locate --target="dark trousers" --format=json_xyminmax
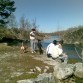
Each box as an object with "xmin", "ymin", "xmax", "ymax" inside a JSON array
[
  {"xmin": 47, "ymin": 54, "xmax": 52, "ymax": 58},
  {"xmin": 39, "ymin": 48, "xmax": 43, "ymax": 54}
]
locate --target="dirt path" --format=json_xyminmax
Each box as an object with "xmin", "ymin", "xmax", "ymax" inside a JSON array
[{"xmin": 32, "ymin": 54, "xmax": 60, "ymax": 66}]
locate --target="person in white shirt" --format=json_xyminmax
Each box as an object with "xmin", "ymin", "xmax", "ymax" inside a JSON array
[
  {"xmin": 57, "ymin": 40, "xmax": 68, "ymax": 63},
  {"xmin": 46, "ymin": 40, "xmax": 59, "ymax": 58},
  {"xmin": 46, "ymin": 40, "xmax": 68, "ymax": 63},
  {"xmin": 30, "ymin": 28, "xmax": 36, "ymax": 53}
]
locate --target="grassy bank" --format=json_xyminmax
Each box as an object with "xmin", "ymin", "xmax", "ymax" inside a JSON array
[
  {"xmin": 0, "ymin": 43, "xmax": 82, "ymax": 83},
  {"xmin": 0, "ymin": 44, "xmax": 52, "ymax": 83}
]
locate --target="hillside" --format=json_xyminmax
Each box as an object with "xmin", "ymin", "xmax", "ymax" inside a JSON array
[{"xmin": 62, "ymin": 26, "xmax": 83, "ymax": 45}]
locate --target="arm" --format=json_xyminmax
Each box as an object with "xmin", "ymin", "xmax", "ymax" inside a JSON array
[
  {"xmin": 30, "ymin": 34, "xmax": 35, "ymax": 37},
  {"xmin": 58, "ymin": 44, "xmax": 62, "ymax": 49},
  {"xmin": 30, "ymin": 32, "xmax": 35, "ymax": 37}
]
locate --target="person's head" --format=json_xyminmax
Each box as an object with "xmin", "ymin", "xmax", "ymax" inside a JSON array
[
  {"xmin": 53, "ymin": 40, "xmax": 57, "ymax": 45},
  {"xmin": 38, "ymin": 39, "xmax": 41, "ymax": 42},
  {"xmin": 58, "ymin": 40, "xmax": 63, "ymax": 45},
  {"xmin": 32, "ymin": 28, "xmax": 36, "ymax": 32}
]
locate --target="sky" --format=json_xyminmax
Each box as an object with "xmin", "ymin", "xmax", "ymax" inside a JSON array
[{"xmin": 13, "ymin": 0, "xmax": 83, "ymax": 33}]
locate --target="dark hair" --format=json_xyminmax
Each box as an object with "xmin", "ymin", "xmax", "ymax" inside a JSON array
[
  {"xmin": 32, "ymin": 28, "xmax": 35, "ymax": 31},
  {"xmin": 38, "ymin": 39, "xmax": 41, "ymax": 42},
  {"xmin": 53, "ymin": 40, "xmax": 57, "ymax": 45}
]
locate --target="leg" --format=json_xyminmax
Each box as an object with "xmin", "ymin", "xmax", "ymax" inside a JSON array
[
  {"xmin": 59, "ymin": 53, "xmax": 68, "ymax": 63},
  {"xmin": 39, "ymin": 48, "xmax": 43, "ymax": 54},
  {"xmin": 47, "ymin": 54, "xmax": 52, "ymax": 58},
  {"xmin": 62, "ymin": 53, "xmax": 68, "ymax": 64},
  {"xmin": 30, "ymin": 40, "xmax": 34, "ymax": 53},
  {"xmin": 33, "ymin": 41, "xmax": 36, "ymax": 52}
]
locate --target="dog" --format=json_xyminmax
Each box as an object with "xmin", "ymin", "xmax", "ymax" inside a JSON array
[{"xmin": 20, "ymin": 42, "xmax": 26, "ymax": 53}]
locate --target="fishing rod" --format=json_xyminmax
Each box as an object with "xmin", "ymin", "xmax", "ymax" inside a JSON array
[{"xmin": 74, "ymin": 46, "xmax": 82, "ymax": 60}]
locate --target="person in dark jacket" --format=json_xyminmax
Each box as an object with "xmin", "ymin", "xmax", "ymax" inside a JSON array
[{"xmin": 37, "ymin": 39, "xmax": 43, "ymax": 54}]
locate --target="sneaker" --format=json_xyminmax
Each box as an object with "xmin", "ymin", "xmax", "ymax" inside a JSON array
[
  {"xmin": 34, "ymin": 51, "xmax": 36, "ymax": 53},
  {"xmin": 60, "ymin": 59, "xmax": 64, "ymax": 62},
  {"xmin": 32, "ymin": 52, "xmax": 34, "ymax": 53}
]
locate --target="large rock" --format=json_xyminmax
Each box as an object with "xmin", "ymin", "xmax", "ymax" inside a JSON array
[
  {"xmin": 34, "ymin": 73, "xmax": 55, "ymax": 83},
  {"xmin": 17, "ymin": 73, "xmax": 55, "ymax": 83},
  {"xmin": 17, "ymin": 80, "xmax": 33, "ymax": 83},
  {"xmin": 74, "ymin": 62, "xmax": 83, "ymax": 78},
  {"xmin": 53, "ymin": 63, "xmax": 75, "ymax": 80}
]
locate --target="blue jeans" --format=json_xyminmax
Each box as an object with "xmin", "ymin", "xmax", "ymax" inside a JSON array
[
  {"xmin": 58, "ymin": 53, "xmax": 68, "ymax": 63},
  {"xmin": 30, "ymin": 39, "xmax": 36, "ymax": 52},
  {"xmin": 52, "ymin": 53, "xmax": 68, "ymax": 63}
]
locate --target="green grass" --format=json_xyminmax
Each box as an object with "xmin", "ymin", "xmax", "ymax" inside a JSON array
[
  {"xmin": 0, "ymin": 43, "xmax": 19, "ymax": 56},
  {"xmin": 68, "ymin": 58, "xmax": 81, "ymax": 64},
  {"xmin": 0, "ymin": 44, "xmax": 51, "ymax": 83},
  {"xmin": 9, "ymin": 73, "xmax": 38, "ymax": 83},
  {"xmin": 0, "ymin": 43, "xmax": 82, "ymax": 83}
]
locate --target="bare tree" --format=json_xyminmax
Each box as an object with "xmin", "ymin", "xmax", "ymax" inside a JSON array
[
  {"xmin": 19, "ymin": 16, "xmax": 31, "ymax": 40},
  {"xmin": 32, "ymin": 18, "xmax": 39, "ymax": 30}
]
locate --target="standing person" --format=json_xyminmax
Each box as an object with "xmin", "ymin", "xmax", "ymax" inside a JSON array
[
  {"xmin": 30, "ymin": 28, "xmax": 36, "ymax": 53},
  {"xmin": 37, "ymin": 39, "xmax": 43, "ymax": 55}
]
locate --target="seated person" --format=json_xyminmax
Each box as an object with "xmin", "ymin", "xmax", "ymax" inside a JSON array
[
  {"xmin": 46, "ymin": 40, "xmax": 59, "ymax": 58},
  {"xmin": 46, "ymin": 40, "xmax": 68, "ymax": 63},
  {"xmin": 55, "ymin": 40, "xmax": 63, "ymax": 56},
  {"xmin": 57, "ymin": 40, "xmax": 68, "ymax": 63}
]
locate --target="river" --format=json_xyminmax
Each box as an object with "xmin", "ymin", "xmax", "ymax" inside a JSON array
[{"xmin": 42, "ymin": 36, "xmax": 82, "ymax": 62}]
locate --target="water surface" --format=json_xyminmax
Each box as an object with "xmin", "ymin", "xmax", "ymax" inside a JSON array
[{"xmin": 42, "ymin": 36, "xmax": 82, "ymax": 62}]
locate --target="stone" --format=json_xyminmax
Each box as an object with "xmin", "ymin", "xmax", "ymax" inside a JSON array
[
  {"xmin": 44, "ymin": 69, "xmax": 48, "ymax": 73},
  {"xmin": 34, "ymin": 73, "xmax": 55, "ymax": 83},
  {"xmin": 17, "ymin": 73, "xmax": 55, "ymax": 83},
  {"xmin": 53, "ymin": 63, "xmax": 75, "ymax": 80},
  {"xmin": 45, "ymin": 66, "xmax": 49, "ymax": 70},
  {"xmin": 35, "ymin": 66, "xmax": 42, "ymax": 73},
  {"xmin": 74, "ymin": 62, "xmax": 83, "ymax": 78},
  {"xmin": 17, "ymin": 79, "xmax": 33, "ymax": 83}
]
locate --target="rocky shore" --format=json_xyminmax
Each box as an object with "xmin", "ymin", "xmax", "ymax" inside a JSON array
[
  {"xmin": 17, "ymin": 55, "xmax": 83, "ymax": 83},
  {"xmin": 0, "ymin": 44, "xmax": 83, "ymax": 83}
]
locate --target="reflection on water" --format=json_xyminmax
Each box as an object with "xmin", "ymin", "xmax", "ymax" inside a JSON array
[{"xmin": 42, "ymin": 36, "xmax": 82, "ymax": 62}]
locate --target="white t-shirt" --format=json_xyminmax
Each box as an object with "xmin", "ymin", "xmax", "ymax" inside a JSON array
[
  {"xmin": 30, "ymin": 31, "xmax": 35, "ymax": 40},
  {"xmin": 46, "ymin": 43, "xmax": 60, "ymax": 58},
  {"xmin": 56, "ymin": 44, "xmax": 63, "ymax": 55}
]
